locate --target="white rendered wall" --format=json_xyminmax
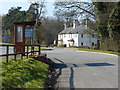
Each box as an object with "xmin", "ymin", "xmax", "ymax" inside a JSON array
[
  {"xmin": 78, "ymin": 33, "xmax": 98, "ymax": 47},
  {"xmin": 58, "ymin": 34, "xmax": 63, "ymax": 46},
  {"xmin": 63, "ymin": 34, "xmax": 69, "ymax": 47},
  {"xmin": 58, "ymin": 34, "xmax": 78, "ymax": 47},
  {"xmin": 78, "ymin": 34, "xmax": 87, "ymax": 46},
  {"xmin": 58, "ymin": 33, "xmax": 98, "ymax": 47},
  {"xmin": 90, "ymin": 34, "xmax": 98, "ymax": 46},
  {"xmin": 58, "ymin": 34, "xmax": 63, "ymax": 40},
  {"xmin": 72, "ymin": 34, "xmax": 78, "ymax": 47}
]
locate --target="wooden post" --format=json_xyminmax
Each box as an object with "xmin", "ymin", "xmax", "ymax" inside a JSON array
[
  {"xmin": 38, "ymin": 45, "xmax": 40, "ymax": 55},
  {"xmin": 21, "ymin": 45, "xmax": 23, "ymax": 60},
  {"xmin": 45, "ymin": 53, "xmax": 47, "ymax": 60},
  {"xmin": 21, "ymin": 53, "xmax": 23, "ymax": 60},
  {"xmin": 6, "ymin": 46, "xmax": 9, "ymax": 63},
  {"xmin": 33, "ymin": 46, "xmax": 34, "ymax": 55},
  {"xmin": 31, "ymin": 46, "xmax": 32, "ymax": 55},
  {"xmin": 14, "ymin": 45, "xmax": 16, "ymax": 61},
  {"xmin": 27, "ymin": 45, "xmax": 29, "ymax": 58}
]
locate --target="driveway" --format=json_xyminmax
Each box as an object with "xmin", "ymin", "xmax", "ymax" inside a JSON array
[{"xmin": 42, "ymin": 48, "xmax": 118, "ymax": 88}]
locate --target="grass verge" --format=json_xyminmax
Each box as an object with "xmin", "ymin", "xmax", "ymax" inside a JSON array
[
  {"xmin": 57, "ymin": 47, "xmax": 119, "ymax": 55},
  {"xmin": 41, "ymin": 48, "xmax": 53, "ymax": 50},
  {"xmin": 1, "ymin": 58, "xmax": 49, "ymax": 88},
  {"xmin": 25, "ymin": 47, "xmax": 53, "ymax": 51},
  {"xmin": 78, "ymin": 48, "xmax": 119, "ymax": 55},
  {"xmin": 0, "ymin": 43, "xmax": 14, "ymax": 45}
]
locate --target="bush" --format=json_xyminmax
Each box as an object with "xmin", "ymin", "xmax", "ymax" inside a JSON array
[
  {"xmin": 78, "ymin": 46, "xmax": 90, "ymax": 49},
  {"xmin": 50, "ymin": 44, "xmax": 57, "ymax": 47},
  {"xmin": 100, "ymin": 38, "xmax": 119, "ymax": 52}
]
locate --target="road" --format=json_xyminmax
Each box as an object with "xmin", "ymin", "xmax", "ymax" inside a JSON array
[
  {"xmin": 0, "ymin": 46, "xmax": 14, "ymax": 55},
  {"xmin": 0, "ymin": 46, "xmax": 52, "ymax": 60},
  {"xmin": 42, "ymin": 48, "xmax": 118, "ymax": 88},
  {"xmin": 0, "ymin": 46, "xmax": 14, "ymax": 60},
  {"xmin": 0, "ymin": 46, "xmax": 52, "ymax": 55}
]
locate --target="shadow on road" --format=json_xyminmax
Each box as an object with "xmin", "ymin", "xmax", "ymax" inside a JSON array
[
  {"xmin": 84, "ymin": 63, "xmax": 115, "ymax": 67},
  {"xmin": 47, "ymin": 58, "xmax": 75, "ymax": 89},
  {"xmin": 54, "ymin": 58, "xmax": 75, "ymax": 90},
  {"xmin": 54, "ymin": 58, "xmax": 64, "ymax": 64},
  {"xmin": 44, "ymin": 58, "xmax": 115, "ymax": 89},
  {"xmin": 70, "ymin": 67, "xmax": 74, "ymax": 89}
]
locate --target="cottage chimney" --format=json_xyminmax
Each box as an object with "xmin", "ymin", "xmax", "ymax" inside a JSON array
[
  {"xmin": 64, "ymin": 19, "xmax": 70, "ymax": 29},
  {"xmin": 82, "ymin": 18, "xmax": 89, "ymax": 27},
  {"xmin": 64, "ymin": 23, "xmax": 66, "ymax": 29},
  {"xmin": 73, "ymin": 19, "xmax": 79, "ymax": 28},
  {"xmin": 85, "ymin": 18, "xmax": 88, "ymax": 27}
]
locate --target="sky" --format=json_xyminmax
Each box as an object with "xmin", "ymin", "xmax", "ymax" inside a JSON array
[
  {"xmin": 0, "ymin": 0, "xmax": 118, "ymax": 16},
  {"xmin": 0, "ymin": 0, "xmax": 93, "ymax": 16},
  {"xmin": 0, "ymin": 1, "xmax": 55, "ymax": 17}
]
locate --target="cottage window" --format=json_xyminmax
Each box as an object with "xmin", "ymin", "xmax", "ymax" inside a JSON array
[
  {"xmin": 81, "ymin": 42, "xmax": 83, "ymax": 46},
  {"xmin": 75, "ymin": 34, "xmax": 77, "ymax": 37},
  {"xmin": 81, "ymin": 34, "xmax": 83, "ymax": 38},
  {"xmin": 64, "ymin": 34, "xmax": 66, "ymax": 37},
  {"xmin": 92, "ymin": 42, "xmax": 94, "ymax": 46}
]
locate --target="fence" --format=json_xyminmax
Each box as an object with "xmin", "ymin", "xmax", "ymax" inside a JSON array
[{"xmin": 0, "ymin": 44, "xmax": 41, "ymax": 63}]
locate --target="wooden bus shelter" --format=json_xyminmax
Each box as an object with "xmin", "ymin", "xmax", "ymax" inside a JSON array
[{"xmin": 14, "ymin": 21, "xmax": 36, "ymax": 53}]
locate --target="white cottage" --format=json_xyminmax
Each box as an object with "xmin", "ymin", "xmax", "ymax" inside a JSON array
[{"xmin": 58, "ymin": 19, "xmax": 99, "ymax": 48}]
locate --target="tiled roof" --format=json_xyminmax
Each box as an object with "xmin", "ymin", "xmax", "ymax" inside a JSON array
[
  {"xmin": 59, "ymin": 27, "xmax": 73, "ymax": 34},
  {"xmin": 59, "ymin": 25, "xmax": 94, "ymax": 34}
]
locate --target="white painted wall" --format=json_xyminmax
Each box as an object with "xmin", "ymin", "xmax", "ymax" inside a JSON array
[
  {"xmin": 58, "ymin": 34, "xmax": 78, "ymax": 47},
  {"xmin": 78, "ymin": 33, "xmax": 98, "ymax": 47},
  {"xmin": 90, "ymin": 34, "xmax": 98, "ymax": 47},
  {"xmin": 58, "ymin": 34, "xmax": 62, "ymax": 40},
  {"xmin": 72, "ymin": 34, "xmax": 78, "ymax": 47},
  {"xmin": 78, "ymin": 34, "xmax": 87, "ymax": 46},
  {"xmin": 58, "ymin": 33, "xmax": 98, "ymax": 47}
]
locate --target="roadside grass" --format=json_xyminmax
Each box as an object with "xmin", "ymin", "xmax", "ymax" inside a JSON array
[
  {"xmin": 56, "ymin": 46, "xmax": 76, "ymax": 49},
  {"xmin": 0, "ymin": 43, "xmax": 14, "ymax": 45},
  {"xmin": 25, "ymin": 47, "xmax": 53, "ymax": 50},
  {"xmin": 57, "ymin": 46, "xmax": 119, "ymax": 55},
  {"xmin": 78, "ymin": 48, "xmax": 119, "ymax": 55},
  {"xmin": 1, "ymin": 58, "xmax": 49, "ymax": 88},
  {"xmin": 41, "ymin": 48, "xmax": 53, "ymax": 50}
]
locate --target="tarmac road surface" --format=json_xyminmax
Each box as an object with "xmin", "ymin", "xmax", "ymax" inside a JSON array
[{"xmin": 42, "ymin": 48, "xmax": 118, "ymax": 88}]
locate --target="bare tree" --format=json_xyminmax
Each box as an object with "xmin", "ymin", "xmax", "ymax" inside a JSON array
[
  {"xmin": 28, "ymin": 0, "xmax": 46, "ymax": 44},
  {"xmin": 54, "ymin": 2, "xmax": 96, "ymax": 21},
  {"xmin": 28, "ymin": 0, "xmax": 46, "ymax": 26}
]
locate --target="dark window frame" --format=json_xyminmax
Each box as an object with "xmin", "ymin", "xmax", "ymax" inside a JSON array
[
  {"xmin": 81, "ymin": 34, "xmax": 83, "ymax": 38},
  {"xmin": 92, "ymin": 34, "xmax": 94, "ymax": 38},
  {"xmin": 81, "ymin": 42, "xmax": 83, "ymax": 46},
  {"xmin": 92, "ymin": 42, "xmax": 94, "ymax": 46}
]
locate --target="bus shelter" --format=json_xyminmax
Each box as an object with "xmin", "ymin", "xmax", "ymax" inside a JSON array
[{"xmin": 14, "ymin": 21, "xmax": 35, "ymax": 53}]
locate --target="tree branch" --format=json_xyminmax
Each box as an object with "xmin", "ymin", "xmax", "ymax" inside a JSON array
[{"xmin": 66, "ymin": 5, "xmax": 95, "ymax": 17}]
